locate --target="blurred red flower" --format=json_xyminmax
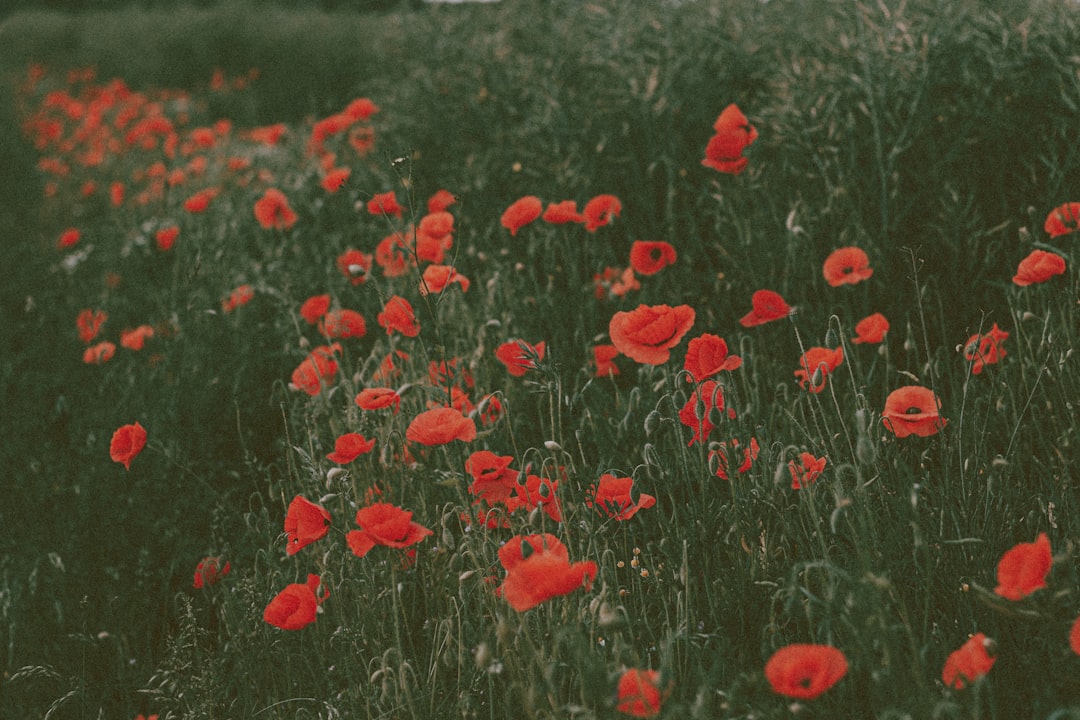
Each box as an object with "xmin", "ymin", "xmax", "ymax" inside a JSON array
[
  {"xmin": 222, "ymin": 285, "xmax": 254, "ymax": 313},
  {"xmin": 683, "ymin": 333, "xmax": 741, "ymax": 382},
  {"xmin": 110, "ymin": 422, "xmax": 147, "ymax": 470},
  {"xmin": 318, "ymin": 308, "xmax": 367, "ymax": 339},
  {"xmin": 788, "ymin": 452, "xmax": 827, "ymax": 489},
  {"xmin": 701, "ymin": 103, "xmax": 757, "ymax": 175},
  {"xmin": 583, "ymin": 194, "xmax": 622, "ymax": 231},
  {"xmin": 852, "ymin": 312, "xmax": 889, "ymax": 344},
  {"xmin": 942, "ymin": 633, "xmax": 996, "ymax": 689},
  {"xmin": 83, "ymin": 341, "xmax": 116, "ymax": 365},
  {"xmin": 326, "ymin": 432, "xmax": 376, "ymax": 464},
  {"xmin": 542, "ymin": 200, "xmax": 585, "ymax": 224},
  {"xmin": 406, "ymin": 407, "xmax": 476, "ymax": 445},
  {"xmin": 1070, "ymin": 615, "xmax": 1080, "ymax": 656},
  {"xmin": 506, "ymin": 472, "xmax": 563, "ymax": 522},
  {"xmin": 367, "ymin": 191, "xmax": 403, "ymax": 218},
  {"xmin": 344, "ymin": 97, "xmax": 379, "ymax": 121},
  {"xmin": 592, "ymin": 344, "xmax": 620, "ymax": 377},
  {"xmin": 593, "ymin": 266, "xmax": 640, "ymax": 300},
  {"xmin": 254, "ymin": 188, "xmax": 297, "ymax": 230},
  {"xmin": 497, "ymin": 534, "xmax": 597, "ymax": 611},
  {"xmin": 336, "ymin": 249, "xmax": 373, "ymax": 286},
  {"xmin": 1013, "ymin": 249, "xmax": 1066, "ymax": 286},
  {"xmin": 501, "ymin": 196, "xmax": 543, "ymax": 235},
  {"xmin": 1044, "ymin": 201, "xmax": 1080, "ymax": 238},
  {"xmin": 120, "ymin": 325, "xmax": 154, "ymax": 351},
  {"xmin": 284, "ymin": 496, "xmax": 331, "ymax": 556},
  {"xmin": 739, "ymin": 290, "xmax": 790, "ymax": 327},
  {"xmin": 58, "ymin": 227, "xmax": 81, "ymax": 249},
  {"xmin": 495, "ymin": 339, "xmax": 546, "ymax": 376},
  {"xmin": 962, "ymin": 323, "xmax": 1008, "ymax": 375},
  {"xmin": 263, "ymin": 574, "xmax": 327, "ymax": 630},
  {"xmin": 629, "ymin": 240, "xmax": 677, "ymax": 275},
  {"xmin": 346, "ymin": 503, "xmax": 432, "ymax": 558},
  {"xmin": 609, "ymin": 304, "xmax": 695, "ymax": 365},
  {"xmin": 881, "ymin": 385, "xmax": 946, "ymax": 438},
  {"xmin": 299, "ymin": 294, "xmax": 331, "ymax": 325},
  {"xmin": 587, "ymin": 474, "xmax": 655, "ymax": 520},
  {"xmin": 183, "ymin": 187, "xmax": 218, "ymax": 213},
  {"xmin": 321, "ymin": 167, "xmax": 350, "ymax": 193},
  {"xmin": 154, "ymin": 226, "xmax": 179, "ymax": 252},
  {"xmin": 465, "ymin": 450, "xmax": 519, "ymax": 506},
  {"xmin": 678, "ymin": 380, "xmax": 732, "ymax": 446},
  {"xmin": 994, "ymin": 532, "xmax": 1051, "ymax": 601},
  {"xmin": 377, "ymin": 295, "xmax": 420, "ymax": 337},
  {"xmin": 76, "ymin": 308, "xmax": 107, "ymax": 343},
  {"xmin": 794, "ymin": 346, "xmax": 844, "ymax": 393},
  {"xmin": 290, "ymin": 344, "xmax": 340, "ymax": 396},
  {"xmin": 616, "ymin": 668, "xmax": 668, "ymax": 718},
  {"xmin": 822, "ymin": 246, "xmax": 873, "ymax": 286},
  {"xmin": 427, "ymin": 189, "xmax": 457, "ymax": 213},
  {"xmin": 710, "ymin": 436, "xmax": 760, "ymax": 480},
  {"xmin": 420, "ymin": 264, "xmax": 470, "ymax": 295},
  {"xmin": 355, "ymin": 387, "xmax": 401, "ymax": 414},
  {"xmin": 765, "ymin": 644, "xmax": 848, "ymax": 699},
  {"xmin": 192, "ymin": 556, "xmax": 230, "ymax": 589}
]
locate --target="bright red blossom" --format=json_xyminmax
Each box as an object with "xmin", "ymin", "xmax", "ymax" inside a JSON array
[
  {"xmin": 788, "ymin": 452, "xmax": 827, "ymax": 489},
  {"xmin": 678, "ymin": 380, "xmax": 733, "ymax": 446},
  {"xmin": 290, "ymin": 344, "xmax": 340, "ymax": 395},
  {"xmin": 336, "ymin": 249, "xmax": 373, "ymax": 285},
  {"xmin": 326, "ymin": 432, "xmax": 376, "ymax": 464},
  {"xmin": 765, "ymin": 644, "xmax": 848, "ymax": 700},
  {"xmin": 501, "ymin": 196, "xmax": 543, "ymax": 235},
  {"xmin": 120, "ymin": 325, "xmax": 154, "ymax": 351},
  {"xmin": 497, "ymin": 534, "xmax": 597, "ymax": 611},
  {"xmin": 110, "ymin": 422, "xmax": 147, "ymax": 470},
  {"xmin": 609, "ymin": 304, "xmax": 695, "ymax": 365},
  {"xmin": 495, "ymin": 339, "xmax": 546, "ymax": 376},
  {"xmin": 420, "ymin": 264, "xmax": 470, "ymax": 295},
  {"xmin": 739, "ymin": 290, "xmax": 790, "ymax": 327},
  {"xmin": 629, "ymin": 240, "xmax": 676, "ymax": 275},
  {"xmin": 942, "ymin": 633, "xmax": 996, "ymax": 689},
  {"xmin": 355, "ymin": 387, "xmax": 401, "ymax": 413},
  {"xmin": 592, "ymin": 344, "xmax": 620, "ymax": 377},
  {"xmin": 616, "ymin": 668, "xmax": 669, "ymax": 718},
  {"xmin": 683, "ymin": 333, "xmax": 742, "ymax": 382},
  {"xmin": 406, "ymin": 407, "xmax": 476, "ymax": 446},
  {"xmin": 83, "ymin": 341, "xmax": 116, "ymax": 364},
  {"xmin": 155, "ymin": 226, "xmax": 178, "ymax": 251},
  {"xmin": 377, "ymin": 295, "xmax": 420, "ymax": 337},
  {"xmin": 794, "ymin": 346, "xmax": 844, "ymax": 393},
  {"xmin": 587, "ymin": 474, "xmax": 656, "ymax": 521},
  {"xmin": 77, "ymin": 308, "xmax": 107, "ymax": 343},
  {"xmin": 822, "ymin": 246, "xmax": 873, "ymax": 286},
  {"xmin": 465, "ymin": 450, "xmax": 519, "ymax": 506},
  {"xmin": 222, "ymin": 285, "xmax": 254, "ymax": 313},
  {"xmin": 284, "ymin": 496, "xmax": 331, "ymax": 556},
  {"xmin": 963, "ymin": 323, "xmax": 1008, "ymax": 375},
  {"xmin": 1044, "ymin": 201, "xmax": 1080, "ymax": 238},
  {"xmin": 1013, "ymin": 250, "xmax": 1066, "ymax": 286},
  {"xmin": 367, "ymin": 191, "xmax": 403, "ymax": 217},
  {"xmin": 702, "ymin": 103, "xmax": 758, "ymax": 175},
  {"xmin": 346, "ymin": 503, "xmax": 432, "ymax": 558},
  {"xmin": 994, "ymin": 533, "xmax": 1052, "ymax": 601},
  {"xmin": 318, "ymin": 309, "xmax": 367, "ymax": 339},
  {"xmin": 299, "ymin": 294, "xmax": 331, "ymax": 324},
  {"xmin": 710, "ymin": 436, "xmax": 760, "ymax": 480},
  {"xmin": 542, "ymin": 200, "xmax": 585, "ymax": 224},
  {"xmin": 583, "ymin": 194, "xmax": 622, "ymax": 231},
  {"xmin": 58, "ymin": 227, "xmax": 81, "ymax": 249},
  {"xmin": 254, "ymin": 188, "xmax": 297, "ymax": 230},
  {"xmin": 263, "ymin": 574, "xmax": 327, "ymax": 631},
  {"xmin": 427, "ymin": 189, "xmax": 456, "ymax": 213},
  {"xmin": 881, "ymin": 385, "xmax": 946, "ymax": 438},
  {"xmin": 852, "ymin": 312, "xmax": 889, "ymax": 344},
  {"xmin": 192, "ymin": 556, "xmax": 230, "ymax": 589}
]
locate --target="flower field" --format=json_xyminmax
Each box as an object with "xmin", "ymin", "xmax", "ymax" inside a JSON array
[{"xmin": 1, "ymin": 1, "xmax": 1078, "ymax": 718}]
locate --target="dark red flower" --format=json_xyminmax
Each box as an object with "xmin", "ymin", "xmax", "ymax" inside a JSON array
[
  {"xmin": 739, "ymin": 290, "xmax": 790, "ymax": 327},
  {"xmin": 110, "ymin": 422, "xmax": 147, "ymax": 470},
  {"xmin": 994, "ymin": 533, "xmax": 1051, "ymax": 601},
  {"xmin": 881, "ymin": 385, "xmax": 946, "ymax": 438},
  {"xmin": 592, "ymin": 344, "xmax": 620, "ymax": 377},
  {"xmin": 221, "ymin": 284, "xmax": 254, "ymax": 313},
  {"xmin": 155, "ymin": 226, "xmax": 178, "ymax": 251},
  {"xmin": 406, "ymin": 407, "xmax": 476, "ymax": 445},
  {"xmin": 822, "ymin": 246, "xmax": 873, "ymax": 286},
  {"xmin": 263, "ymin": 574, "xmax": 327, "ymax": 631},
  {"xmin": 583, "ymin": 194, "xmax": 622, "ymax": 232},
  {"xmin": 58, "ymin": 227, "xmax": 81, "ymax": 249},
  {"xmin": 77, "ymin": 308, "xmax": 107, "ymax": 343},
  {"xmin": 377, "ymin": 295, "xmax": 420, "ymax": 337},
  {"xmin": 1013, "ymin": 249, "xmax": 1066, "ymax": 286},
  {"xmin": 326, "ymin": 432, "xmax": 376, "ymax": 464},
  {"xmin": 367, "ymin": 191, "xmax": 403, "ymax": 218},
  {"xmin": 495, "ymin": 339, "xmax": 546, "ymax": 376},
  {"xmin": 497, "ymin": 534, "xmax": 597, "ymax": 611},
  {"xmin": 629, "ymin": 240, "xmax": 676, "ymax": 275},
  {"xmin": 710, "ymin": 437, "xmax": 760, "ymax": 480},
  {"xmin": 587, "ymin": 474, "xmax": 656, "ymax": 520},
  {"xmin": 765, "ymin": 644, "xmax": 848, "ymax": 699},
  {"xmin": 1070, "ymin": 615, "xmax": 1080, "ymax": 656},
  {"xmin": 701, "ymin": 103, "xmax": 757, "ymax": 175},
  {"xmin": 794, "ymin": 346, "xmax": 844, "ymax": 393},
  {"xmin": 120, "ymin": 325, "xmax": 154, "ymax": 351},
  {"xmin": 254, "ymin": 188, "xmax": 297, "ymax": 230},
  {"xmin": 299, "ymin": 294, "xmax": 331, "ymax": 324},
  {"xmin": 683, "ymin": 333, "xmax": 741, "ymax": 382},
  {"xmin": 83, "ymin": 341, "xmax": 116, "ymax": 365},
  {"xmin": 290, "ymin": 344, "xmax": 340, "ymax": 396},
  {"xmin": 1044, "ymin": 201, "xmax": 1080, "ymax": 238},
  {"xmin": 542, "ymin": 200, "xmax": 585, "ymax": 224},
  {"xmin": 616, "ymin": 668, "xmax": 669, "ymax": 718},
  {"xmin": 788, "ymin": 452, "xmax": 827, "ymax": 489},
  {"xmin": 192, "ymin": 556, "xmax": 230, "ymax": 589},
  {"xmin": 852, "ymin": 313, "xmax": 889, "ymax": 344},
  {"xmin": 284, "ymin": 495, "xmax": 331, "ymax": 555},
  {"xmin": 501, "ymin": 196, "xmax": 543, "ymax": 235},
  {"xmin": 609, "ymin": 304, "xmax": 695, "ymax": 365},
  {"xmin": 962, "ymin": 323, "xmax": 1008, "ymax": 375},
  {"xmin": 355, "ymin": 387, "xmax": 401, "ymax": 414},
  {"xmin": 346, "ymin": 503, "xmax": 432, "ymax": 558},
  {"xmin": 942, "ymin": 633, "xmax": 996, "ymax": 689},
  {"xmin": 465, "ymin": 450, "xmax": 519, "ymax": 506},
  {"xmin": 336, "ymin": 249, "xmax": 373, "ymax": 286}
]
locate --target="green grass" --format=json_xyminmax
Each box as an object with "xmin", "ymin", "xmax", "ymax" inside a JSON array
[{"xmin": 1, "ymin": 0, "xmax": 1079, "ymax": 718}]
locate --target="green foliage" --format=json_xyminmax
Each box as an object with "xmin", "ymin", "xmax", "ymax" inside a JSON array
[{"xmin": 1, "ymin": 0, "xmax": 1079, "ymax": 718}]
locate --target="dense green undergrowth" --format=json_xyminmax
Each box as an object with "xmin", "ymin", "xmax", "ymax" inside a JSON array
[{"xmin": 1, "ymin": 1, "xmax": 1078, "ymax": 718}]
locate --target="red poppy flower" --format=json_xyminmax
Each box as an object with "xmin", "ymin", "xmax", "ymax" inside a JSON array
[
  {"xmin": 788, "ymin": 452, "xmax": 827, "ymax": 489},
  {"xmin": 318, "ymin": 309, "xmax": 367, "ymax": 339},
  {"xmin": 587, "ymin": 474, "xmax": 656, "ymax": 520},
  {"xmin": 506, "ymin": 472, "xmax": 562, "ymax": 522},
  {"xmin": 497, "ymin": 534, "xmax": 597, "ymax": 611},
  {"xmin": 346, "ymin": 502, "xmax": 433, "ymax": 558},
  {"xmin": 155, "ymin": 226, "xmax": 178, "ymax": 251},
  {"xmin": 406, "ymin": 407, "xmax": 476, "ymax": 446},
  {"xmin": 326, "ymin": 432, "xmax": 376, "ymax": 464},
  {"xmin": 418, "ymin": 210, "xmax": 454, "ymax": 240},
  {"xmin": 290, "ymin": 344, "xmax": 340, "ymax": 396},
  {"xmin": 222, "ymin": 285, "xmax": 254, "ymax": 313},
  {"xmin": 284, "ymin": 495, "xmax": 331, "ymax": 555},
  {"xmin": 764, "ymin": 644, "xmax": 848, "ymax": 699},
  {"xmin": 83, "ymin": 341, "xmax": 116, "ymax": 365},
  {"xmin": 367, "ymin": 190, "xmax": 403, "ymax": 218},
  {"xmin": 1012, "ymin": 249, "xmax": 1066, "ymax": 286},
  {"xmin": 120, "ymin": 325, "xmax": 154, "ymax": 351},
  {"xmin": 678, "ymin": 381, "xmax": 733, "ymax": 446},
  {"xmin": 321, "ymin": 167, "xmax": 350, "ymax": 193},
  {"xmin": 962, "ymin": 323, "xmax": 1008, "ymax": 375},
  {"xmin": 420, "ymin": 264, "xmax": 470, "ymax": 295},
  {"xmin": 701, "ymin": 103, "xmax": 757, "ymax": 175},
  {"xmin": 542, "ymin": 200, "xmax": 585, "ymax": 224},
  {"xmin": 629, "ymin": 240, "xmax": 677, "ymax": 275},
  {"xmin": 609, "ymin": 304, "xmax": 696, "ymax": 365},
  {"xmin": 616, "ymin": 668, "xmax": 669, "ymax": 718},
  {"xmin": 77, "ymin": 308, "xmax": 107, "ymax": 343},
  {"xmin": 344, "ymin": 96, "xmax": 379, "ymax": 120},
  {"xmin": 465, "ymin": 450, "xmax": 519, "ymax": 506},
  {"xmin": 377, "ymin": 295, "xmax": 420, "ymax": 337},
  {"xmin": 58, "ymin": 227, "xmax": 80, "ymax": 249},
  {"xmin": 794, "ymin": 346, "xmax": 844, "ymax": 393},
  {"xmin": 299, "ymin": 294, "xmax": 331, "ymax": 324},
  {"xmin": 375, "ymin": 232, "xmax": 411, "ymax": 277},
  {"xmin": 683, "ymin": 334, "xmax": 742, "ymax": 382},
  {"xmin": 942, "ymin": 633, "xmax": 996, "ymax": 689},
  {"xmin": 594, "ymin": 266, "xmax": 640, "ymax": 299},
  {"xmin": 592, "ymin": 344, "xmax": 620, "ymax": 377},
  {"xmin": 710, "ymin": 436, "xmax": 760, "ymax": 480},
  {"xmin": 1070, "ymin": 615, "xmax": 1080, "ymax": 656},
  {"xmin": 822, "ymin": 246, "xmax": 873, "ymax": 287},
  {"xmin": 110, "ymin": 422, "xmax": 147, "ymax": 470},
  {"xmin": 183, "ymin": 187, "xmax": 218, "ymax": 213},
  {"xmin": 336, "ymin": 249, "xmax": 373, "ymax": 285},
  {"xmin": 852, "ymin": 312, "xmax": 889, "ymax": 344},
  {"xmin": 583, "ymin": 194, "xmax": 622, "ymax": 232},
  {"xmin": 263, "ymin": 574, "xmax": 327, "ymax": 630},
  {"xmin": 427, "ymin": 189, "xmax": 457, "ymax": 213},
  {"xmin": 348, "ymin": 125, "xmax": 376, "ymax": 155},
  {"xmin": 501, "ymin": 196, "xmax": 542, "ymax": 235},
  {"xmin": 1044, "ymin": 201, "xmax": 1080, "ymax": 238},
  {"xmin": 495, "ymin": 339, "xmax": 546, "ymax": 376},
  {"xmin": 739, "ymin": 290, "xmax": 790, "ymax": 327},
  {"xmin": 429, "ymin": 357, "xmax": 474, "ymax": 389},
  {"xmin": 881, "ymin": 385, "xmax": 946, "ymax": 438},
  {"xmin": 192, "ymin": 556, "xmax": 230, "ymax": 589},
  {"xmin": 478, "ymin": 393, "xmax": 503, "ymax": 425},
  {"xmin": 254, "ymin": 188, "xmax": 297, "ymax": 230},
  {"xmin": 994, "ymin": 532, "xmax": 1051, "ymax": 601},
  {"xmin": 355, "ymin": 387, "xmax": 401, "ymax": 414}
]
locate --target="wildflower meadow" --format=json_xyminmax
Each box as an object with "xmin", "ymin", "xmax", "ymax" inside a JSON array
[{"xmin": 1, "ymin": 0, "xmax": 1079, "ymax": 718}]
